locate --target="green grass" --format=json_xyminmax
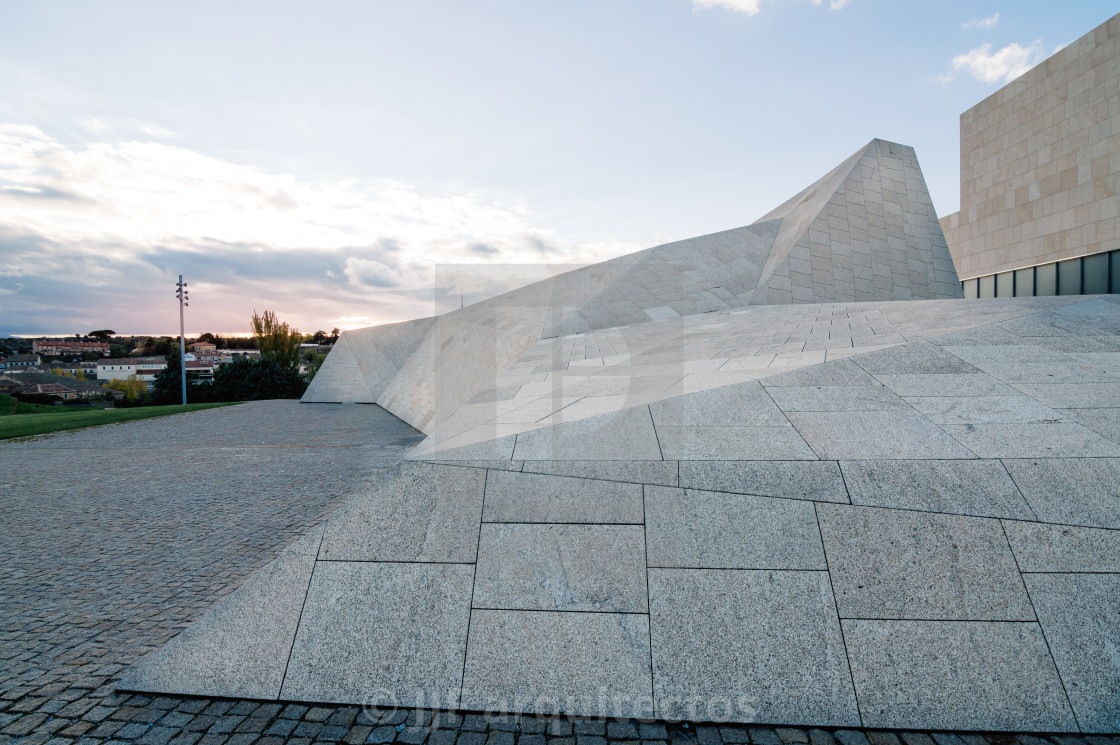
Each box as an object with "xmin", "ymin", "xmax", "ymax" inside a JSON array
[
  {"xmin": 0, "ymin": 393, "xmax": 69, "ymax": 415},
  {"xmin": 0, "ymin": 401, "xmax": 239, "ymax": 439}
]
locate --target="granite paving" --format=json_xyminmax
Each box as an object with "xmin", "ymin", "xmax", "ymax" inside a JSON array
[{"xmin": 9, "ymin": 299, "xmax": 1120, "ymax": 739}]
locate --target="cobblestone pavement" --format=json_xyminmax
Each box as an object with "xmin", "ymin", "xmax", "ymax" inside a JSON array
[{"xmin": 1, "ymin": 401, "xmax": 1115, "ymax": 745}]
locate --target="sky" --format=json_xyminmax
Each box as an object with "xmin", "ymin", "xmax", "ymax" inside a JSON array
[{"xmin": 0, "ymin": 1, "xmax": 1116, "ymax": 337}]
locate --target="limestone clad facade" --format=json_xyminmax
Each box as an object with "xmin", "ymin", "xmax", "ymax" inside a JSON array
[{"xmin": 941, "ymin": 12, "xmax": 1120, "ymax": 296}]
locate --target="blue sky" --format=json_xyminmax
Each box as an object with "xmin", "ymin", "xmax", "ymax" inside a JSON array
[{"xmin": 0, "ymin": 0, "xmax": 1115, "ymax": 336}]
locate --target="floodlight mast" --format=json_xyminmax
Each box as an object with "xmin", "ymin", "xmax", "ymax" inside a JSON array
[{"xmin": 176, "ymin": 275, "xmax": 189, "ymax": 406}]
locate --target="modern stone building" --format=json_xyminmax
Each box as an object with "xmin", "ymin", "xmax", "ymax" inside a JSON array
[
  {"xmin": 116, "ymin": 21, "xmax": 1120, "ymax": 732},
  {"xmin": 941, "ymin": 12, "xmax": 1120, "ymax": 298}
]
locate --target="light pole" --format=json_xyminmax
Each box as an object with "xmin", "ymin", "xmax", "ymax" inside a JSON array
[{"xmin": 175, "ymin": 275, "xmax": 189, "ymax": 406}]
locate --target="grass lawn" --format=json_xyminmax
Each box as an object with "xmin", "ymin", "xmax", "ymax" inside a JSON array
[
  {"xmin": 0, "ymin": 393, "xmax": 67, "ymax": 415},
  {"xmin": 0, "ymin": 401, "xmax": 240, "ymax": 439}
]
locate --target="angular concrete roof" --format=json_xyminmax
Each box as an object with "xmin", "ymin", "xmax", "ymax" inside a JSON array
[{"xmin": 122, "ymin": 295, "xmax": 1120, "ymax": 732}]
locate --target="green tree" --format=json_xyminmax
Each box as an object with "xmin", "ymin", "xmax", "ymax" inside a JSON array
[
  {"xmin": 211, "ymin": 356, "xmax": 306, "ymax": 401},
  {"xmin": 104, "ymin": 375, "xmax": 148, "ymax": 405},
  {"xmin": 151, "ymin": 353, "xmax": 214, "ymax": 404},
  {"xmin": 88, "ymin": 329, "xmax": 115, "ymax": 340},
  {"xmin": 222, "ymin": 336, "xmax": 257, "ymax": 350},
  {"xmin": 83, "ymin": 351, "xmax": 100, "ymax": 361},
  {"xmin": 329, "ymin": 327, "xmax": 340, "ymax": 344},
  {"xmin": 143, "ymin": 336, "xmax": 174, "ymax": 356},
  {"xmin": 150, "ymin": 348, "xmax": 182, "ymax": 404},
  {"xmin": 250, "ymin": 309, "xmax": 302, "ymax": 373},
  {"xmin": 196, "ymin": 332, "xmax": 224, "ymax": 348},
  {"xmin": 311, "ymin": 329, "xmax": 328, "ymax": 344},
  {"xmin": 303, "ymin": 350, "xmax": 326, "ymax": 382}
]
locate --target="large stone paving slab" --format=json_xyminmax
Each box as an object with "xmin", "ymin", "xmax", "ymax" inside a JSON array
[
  {"xmin": 1058, "ymin": 406, "xmax": 1120, "ymax": 442},
  {"xmin": 817, "ymin": 505, "xmax": 1033, "ymax": 620},
  {"xmin": 511, "ymin": 406, "xmax": 663, "ymax": 460},
  {"xmin": 654, "ymin": 424, "xmax": 817, "ymax": 460},
  {"xmin": 644, "ymin": 486, "xmax": 824, "ymax": 569},
  {"xmin": 941, "ymin": 421, "xmax": 1120, "ymax": 459},
  {"xmin": 766, "ymin": 385, "xmax": 909, "ymax": 412},
  {"xmin": 759, "ymin": 358, "xmax": 880, "ymax": 388},
  {"xmin": 1022, "ymin": 573, "xmax": 1120, "ymax": 733},
  {"xmin": 839, "ymin": 459, "xmax": 1033, "ymax": 519},
  {"xmin": 280, "ymin": 561, "xmax": 474, "ymax": 708},
  {"xmin": 318, "ymin": 462, "xmax": 486, "ymax": 562},
  {"xmin": 873, "ymin": 372, "xmax": 1021, "ymax": 397},
  {"xmin": 854, "ymin": 340, "xmax": 982, "ymax": 374},
  {"xmin": 520, "ymin": 459, "xmax": 679, "ymax": 485},
  {"xmin": 1016, "ymin": 382, "xmax": 1120, "ymax": 408},
  {"xmin": 1002, "ymin": 458, "xmax": 1120, "ymax": 528},
  {"xmin": 648, "ymin": 382, "xmax": 788, "ymax": 426},
  {"xmin": 1003, "ymin": 521, "xmax": 1120, "ymax": 572},
  {"xmin": 843, "ymin": 619, "xmax": 1076, "ymax": 731},
  {"xmin": 903, "ymin": 395, "xmax": 1066, "ymax": 425},
  {"xmin": 473, "ymin": 523, "xmax": 647, "ymax": 612},
  {"xmin": 648, "ymin": 569, "xmax": 859, "ymax": 726},
  {"xmin": 975, "ymin": 362, "xmax": 1118, "ymax": 385},
  {"xmin": 941, "ymin": 344, "xmax": 1075, "ymax": 367},
  {"xmin": 786, "ymin": 411, "xmax": 976, "ymax": 459},
  {"xmin": 677, "ymin": 459, "xmax": 849, "ymax": 502},
  {"xmin": 482, "ymin": 469, "xmax": 644, "ymax": 524},
  {"xmin": 461, "ymin": 609, "xmax": 653, "ymax": 718}
]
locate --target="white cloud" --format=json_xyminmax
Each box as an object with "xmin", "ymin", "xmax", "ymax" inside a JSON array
[
  {"xmin": 937, "ymin": 40, "xmax": 1045, "ymax": 85},
  {"xmin": 0, "ymin": 123, "xmax": 642, "ymax": 333},
  {"xmin": 693, "ymin": 0, "xmax": 762, "ymax": 15},
  {"xmin": 962, "ymin": 12, "xmax": 999, "ymax": 30},
  {"xmin": 692, "ymin": 0, "xmax": 851, "ymax": 15},
  {"xmin": 138, "ymin": 125, "xmax": 177, "ymax": 139},
  {"xmin": 0, "ymin": 124, "xmax": 578, "ymax": 262}
]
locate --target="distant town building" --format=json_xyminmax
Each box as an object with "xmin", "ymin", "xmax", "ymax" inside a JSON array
[
  {"xmin": 5, "ymin": 353, "xmax": 42, "ymax": 368},
  {"xmin": 32, "ymin": 340, "xmax": 111, "ymax": 356},
  {"xmin": 188, "ymin": 342, "xmax": 219, "ymax": 362},
  {"xmin": 13, "ymin": 382, "xmax": 80, "ymax": 400},
  {"xmin": 47, "ymin": 363, "xmax": 89, "ymax": 378},
  {"xmin": 185, "ymin": 360, "xmax": 216, "ymax": 381},
  {"xmin": 96, "ymin": 357, "xmax": 167, "ymax": 386},
  {"xmin": 1, "ymin": 371, "xmax": 110, "ymax": 399},
  {"xmin": 220, "ymin": 350, "xmax": 260, "ymax": 362}
]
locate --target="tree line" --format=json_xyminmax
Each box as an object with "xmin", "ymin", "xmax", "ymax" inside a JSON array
[{"xmin": 147, "ymin": 311, "xmax": 326, "ymax": 405}]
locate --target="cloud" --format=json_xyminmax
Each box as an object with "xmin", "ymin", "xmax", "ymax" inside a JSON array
[
  {"xmin": 342, "ymin": 257, "xmax": 406, "ymax": 288},
  {"xmin": 0, "ymin": 123, "xmax": 642, "ymax": 335},
  {"xmin": 468, "ymin": 243, "xmax": 501, "ymax": 255},
  {"xmin": 936, "ymin": 40, "xmax": 1045, "ymax": 84},
  {"xmin": 692, "ymin": 0, "xmax": 762, "ymax": 14},
  {"xmin": 962, "ymin": 13, "xmax": 999, "ymax": 30},
  {"xmin": 138, "ymin": 125, "xmax": 177, "ymax": 139},
  {"xmin": 692, "ymin": 0, "xmax": 850, "ymax": 16}
]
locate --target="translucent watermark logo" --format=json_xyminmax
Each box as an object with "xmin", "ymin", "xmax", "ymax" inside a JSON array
[{"xmin": 356, "ymin": 686, "xmax": 759, "ymax": 726}]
